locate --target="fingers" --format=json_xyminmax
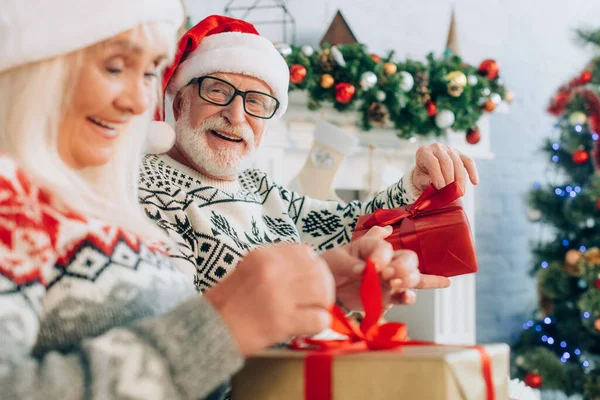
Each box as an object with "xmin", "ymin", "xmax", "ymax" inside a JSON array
[
  {"xmin": 415, "ymin": 274, "xmax": 452, "ymax": 289},
  {"xmin": 416, "ymin": 144, "xmax": 480, "ymax": 190},
  {"xmin": 448, "ymin": 147, "xmax": 466, "ymax": 193},
  {"xmin": 352, "ymin": 236, "xmax": 394, "ymax": 273},
  {"xmin": 293, "ymin": 307, "xmax": 332, "ymax": 335},
  {"xmin": 380, "ymin": 250, "xmax": 420, "ymax": 288},
  {"xmin": 459, "ymin": 152, "xmax": 480, "ymax": 185},
  {"xmin": 390, "ymin": 289, "xmax": 417, "ymax": 305},
  {"xmin": 431, "ymin": 143, "xmax": 455, "ymax": 186},
  {"xmin": 363, "ymin": 225, "xmax": 393, "ymax": 240},
  {"xmin": 417, "ymin": 147, "xmax": 445, "ymax": 189}
]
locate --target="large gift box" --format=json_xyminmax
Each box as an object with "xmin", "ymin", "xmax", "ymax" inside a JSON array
[
  {"xmin": 352, "ymin": 181, "xmax": 478, "ymax": 277},
  {"xmin": 232, "ymin": 260, "xmax": 508, "ymax": 400},
  {"xmin": 232, "ymin": 344, "xmax": 510, "ymax": 400}
]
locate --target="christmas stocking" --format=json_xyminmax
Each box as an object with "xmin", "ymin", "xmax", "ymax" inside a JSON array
[{"xmin": 288, "ymin": 120, "xmax": 359, "ymax": 202}]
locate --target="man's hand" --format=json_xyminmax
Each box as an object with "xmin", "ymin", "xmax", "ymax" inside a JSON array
[
  {"xmin": 320, "ymin": 226, "xmax": 451, "ymax": 311},
  {"xmin": 412, "ymin": 143, "xmax": 479, "ymax": 194},
  {"xmin": 205, "ymin": 244, "xmax": 335, "ymax": 357}
]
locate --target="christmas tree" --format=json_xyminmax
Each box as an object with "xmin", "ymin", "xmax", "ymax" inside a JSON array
[{"xmin": 511, "ymin": 29, "xmax": 600, "ymax": 399}]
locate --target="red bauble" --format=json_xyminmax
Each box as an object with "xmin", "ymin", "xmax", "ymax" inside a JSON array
[
  {"xmin": 572, "ymin": 149, "xmax": 590, "ymax": 164},
  {"xmin": 524, "ymin": 372, "xmax": 543, "ymax": 389},
  {"xmin": 466, "ymin": 127, "xmax": 481, "ymax": 145},
  {"xmin": 289, "ymin": 64, "xmax": 307, "ymax": 84},
  {"xmin": 478, "ymin": 59, "xmax": 500, "ymax": 80},
  {"xmin": 581, "ymin": 70, "xmax": 593, "ymax": 84},
  {"xmin": 426, "ymin": 101, "xmax": 437, "ymax": 117},
  {"xmin": 595, "ymin": 279, "xmax": 600, "ymax": 289},
  {"xmin": 370, "ymin": 53, "xmax": 382, "ymax": 63},
  {"xmin": 596, "ymin": 199, "xmax": 600, "ymax": 210},
  {"xmin": 335, "ymin": 82, "xmax": 356, "ymax": 104}
]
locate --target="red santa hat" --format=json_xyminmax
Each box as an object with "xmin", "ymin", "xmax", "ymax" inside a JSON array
[
  {"xmin": 159, "ymin": 15, "xmax": 289, "ymax": 119},
  {"xmin": 147, "ymin": 15, "xmax": 289, "ymax": 154}
]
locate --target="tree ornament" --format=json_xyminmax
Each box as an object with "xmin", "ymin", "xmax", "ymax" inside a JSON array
[
  {"xmin": 399, "ymin": 71, "xmax": 414, "ymax": 91},
  {"xmin": 435, "ymin": 110, "xmax": 455, "ymax": 129},
  {"xmin": 335, "ymin": 82, "xmax": 355, "ymax": 104},
  {"xmin": 320, "ymin": 74, "xmax": 335, "ymax": 89},
  {"xmin": 319, "ymin": 49, "xmax": 335, "ymax": 72},
  {"xmin": 578, "ymin": 278, "xmax": 588, "ymax": 289},
  {"xmin": 566, "ymin": 249, "xmax": 582, "ymax": 266},
  {"xmin": 569, "ymin": 111, "xmax": 588, "ymax": 126},
  {"xmin": 524, "ymin": 372, "xmax": 542, "ymax": 389},
  {"xmin": 581, "ymin": 70, "xmax": 593, "ymax": 84},
  {"xmin": 490, "ymin": 93, "xmax": 502, "ymax": 105},
  {"xmin": 572, "ymin": 148, "xmax": 589, "ymax": 164},
  {"xmin": 467, "ymin": 74, "xmax": 478, "ymax": 86},
  {"xmin": 360, "ymin": 71, "xmax": 378, "ymax": 89},
  {"xmin": 376, "ymin": 90, "xmax": 387, "ymax": 102},
  {"xmin": 275, "ymin": 42, "xmax": 292, "ymax": 57},
  {"xmin": 330, "ymin": 46, "xmax": 346, "ymax": 67},
  {"xmin": 426, "ymin": 101, "xmax": 437, "ymax": 117},
  {"xmin": 367, "ymin": 102, "xmax": 390, "ymax": 126},
  {"xmin": 595, "ymin": 279, "xmax": 600, "ymax": 289},
  {"xmin": 370, "ymin": 53, "xmax": 382, "ymax": 63},
  {"xmin": 527, "ymin": 207, "xmax": 542, "ymax": 222},
  {"xmin": 482, "ymin": 88, "xmax": 491, "ymax": 97},
  {"xmin": 585, "ymin": 248, "xmax": 600, "ymax": 264},
  {"xmin": 289, "ymin": 64, "xmax": 307, "ymax": 84},
  {"xmin": 478, "ymin": 59, "xmax": 500, "ymax": 80},
  {"xmin": 301, "ymin": 45, "xmax": 314, "ymax": 57},
  {"xmin": 595, "ymin": 319, "xmax": 600, "ymax": 330},
  {"xmin": 597, "ymin": 199, "xmax": 600, "ymax": 210},
  {"xmin": 466, "ymin": 127, "xmax": 481, "ymax": 144},
  {"xmin": 446, "ymin": 71, "xmax": 467, "ymax": 97},
  {"xmin": 515, "ymin": 356, "xmax": 525, "ymax": 366},
  {"xmin": 587, "ymin": 218, "xmax": 596, "ymax": 228},
  {"xmin": 414, "ymin": 72, "xmax": 431, "ymax": 104},
  {"xmin": 383, "ymin": 62, "xmax": 398, "ymax": 76},
  {"xmin": 504, "ymin": 90, "xmax": 515, "ymax": 104},
  {"xmin": 483, "ymin": 99, "xmax": 496, "ymax": 112}
]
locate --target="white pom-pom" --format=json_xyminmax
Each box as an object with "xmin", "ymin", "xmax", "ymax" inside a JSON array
[{"xmin": 145, "ymin": 121, "xmax": 176, "ymax": 154}]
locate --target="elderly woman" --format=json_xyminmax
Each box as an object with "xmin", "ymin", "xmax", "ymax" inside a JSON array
[{"xmin": 0, "ymin": 1, "xmax": 436, "ymax": 399}]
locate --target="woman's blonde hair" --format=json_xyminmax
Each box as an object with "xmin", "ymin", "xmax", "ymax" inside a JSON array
[{"xmin": 0, "ymin": 22, "xmax": 176, "ymax": 241}]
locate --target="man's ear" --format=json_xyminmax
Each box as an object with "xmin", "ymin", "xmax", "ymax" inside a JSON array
[{"xmin": 172, "ymin": 91, "xmax": 184, "ymax": 121}]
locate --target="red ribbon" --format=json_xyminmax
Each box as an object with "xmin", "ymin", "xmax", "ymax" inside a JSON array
[
  {"xmin": 290, "ymin": 258, "xmax": 495, "ymax": 400},
  {"xmin": 360, "ymin": 181, "xmax": 464, "ymax": 230}
]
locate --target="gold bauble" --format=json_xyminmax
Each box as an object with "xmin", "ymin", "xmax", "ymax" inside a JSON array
[
  {"xmin": 595, "ymin": 319, "xmax": 600, "ymax": 331},
  {"xmin": 320, "ymin": 74, "xmax": 335, "ymax": 89},
  {"xmin": 445, "ymin": 71, "xmax": 467, "ymax": 97},
  {"xmin": 383, "ymin": 62, "xmax": 397, "ymax": 76},
  {"xmin": 584, "ymin": 247, "xmax": 600, "ymax": 265}
]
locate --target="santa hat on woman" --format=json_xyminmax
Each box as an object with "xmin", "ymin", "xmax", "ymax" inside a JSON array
[{"xmin": 148, "ymin": 15, "xmax": 290, "ymax": 153}]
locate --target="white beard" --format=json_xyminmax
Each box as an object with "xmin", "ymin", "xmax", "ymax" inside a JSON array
[{"xmin": 174, "ymin": 112, "xmax": 258, "ymax": 178}]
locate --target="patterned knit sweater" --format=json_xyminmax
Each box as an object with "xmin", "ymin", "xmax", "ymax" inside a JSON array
[
  {"xmin": 0, "ymin": 155, "xmax": 242, "ymax": 399},
  {"xmin": 138, "ymin": 154, "xmax": 416, "ymax": 290}
]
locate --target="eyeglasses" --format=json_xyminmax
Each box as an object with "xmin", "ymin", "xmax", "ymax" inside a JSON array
[{"xmin": 188, "ymin": 76, "xmax": 280, "ymax": 119}]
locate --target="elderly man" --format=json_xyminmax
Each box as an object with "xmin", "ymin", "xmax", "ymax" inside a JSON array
[{"xmin": 139, "ymin": 15, "xmax": 477, "ymax": 306}]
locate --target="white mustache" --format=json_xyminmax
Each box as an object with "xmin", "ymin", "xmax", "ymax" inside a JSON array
[{"xmin": 196, "ymin": 116, "xmax": 255, "ymax": 146}]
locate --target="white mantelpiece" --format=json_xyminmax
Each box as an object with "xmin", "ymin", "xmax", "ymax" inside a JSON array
[{"xmin": 252, "ymin": 91, "xmax": 501, "ymax": 345}]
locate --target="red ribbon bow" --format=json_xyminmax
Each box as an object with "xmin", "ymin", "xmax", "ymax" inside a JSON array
[
  {"xmin": 361, "ymin": 181, "xmax": 464, "ymax": 230},
  {"xmin": 290, "ymin": 257, "xmax": 495, "ymax": 400}
]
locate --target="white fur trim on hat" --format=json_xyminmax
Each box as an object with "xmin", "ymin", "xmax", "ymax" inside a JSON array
[
  {"xmin": 0, "ymin": 0, "xmax": 183, "ymax": 73},
  {"xmin": 167, "ymin": 31, "xmax": 289, "ymax": 117},
  {"xmin": 145, "ymin": 121, "xmax": 176, "ymax": 154}
]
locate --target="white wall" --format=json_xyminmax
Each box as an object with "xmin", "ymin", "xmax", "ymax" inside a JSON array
[{"xmin": 184, "ymin": 0, "xmax": 600, "ymax": 343}]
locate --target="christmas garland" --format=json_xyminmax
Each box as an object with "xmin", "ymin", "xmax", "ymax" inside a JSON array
[{"xmin": 278, "ymin": 42, "xmax": 513, "ymax": 142}]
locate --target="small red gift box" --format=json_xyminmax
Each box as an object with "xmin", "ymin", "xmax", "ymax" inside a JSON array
[{"xmin": 352, "ymin": 182, "xmax": 478, "ymax": 277}]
